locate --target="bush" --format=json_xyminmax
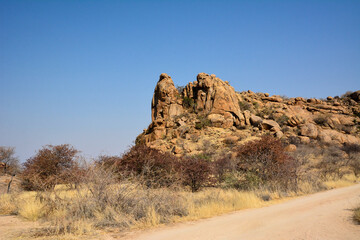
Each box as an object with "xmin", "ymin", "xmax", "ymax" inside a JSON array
[
  {"xmin": 0, "ymin": 146, "xmax": 21, "ymax": 175},
  {"xmin": 257, "ymin": 107, "xmax": 275, "ymax": 119},
  {"xmin": 183, "ymin": 97, "xmax": 195, "ymax": 109},
  {"xmin": 177, "ymin": 155, "xmax": 212, "ymax": 192},
  {"xmin": 238, "ymin": 101, "xmax": 252, "ymax": 111},
  {"xmin": 341, "ymin": 91, "xmax": 353, "ymax": 99},
  {"xmin": 275, "ymin": 114, "xmax": 289, "ymax": 126},
  {"xmin": 342, "ymin": 143, "xmax": 360, "ymax": 177},
  {"xmin": 195, "ymin": 115, "xmax": 212, "ymax": 129},
  {"xmin": 21, "ymin": 144, "xmax": 80, "ymax": 191},
  {"xmin": 316, "ymin": 145, "xmax": 346, "ymax": 179},
  {"xmin": 314, "ymin": 115, "xmax": 328, "ymax": 126},
  {"xmin": 235, "ymin": 136, "xmax": 297, "ymax": 190},
  {"xmin": 109, "ymin": 144, "xmax": 181, "ymax": 188}
]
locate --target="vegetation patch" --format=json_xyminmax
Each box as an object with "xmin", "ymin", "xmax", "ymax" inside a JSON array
[{"xmin": 1, "ymin": 140, "xmax": 360, "ymax": 239}]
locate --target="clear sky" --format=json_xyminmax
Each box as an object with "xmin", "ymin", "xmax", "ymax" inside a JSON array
[{"xmin": 1, "ymin": 0, "xmax": 359, "ymax": 162}]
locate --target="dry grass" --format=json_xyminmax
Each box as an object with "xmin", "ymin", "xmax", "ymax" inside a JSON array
[
  {"xmin": 18, "ymin": 195, "xmax": 45, "ymax": 221},
  {"xmin": 323, "ymin": 174, "xmax": 359, "ymax": 189},
  {"xmin": 182, "ymin": 189, "xmax": 264, "ymax": 220},
  {"xmin": 354, "ymin": 206, "xmax": 360, "ymax": 224},
  {"xmin": 0, "ymin": 191, "xmax": 46, "ymax": 221},
  {"xmin": 0, "ymin": 193, "xmax": 17, "ymax": 214},
  {"xmin": 1, "ymin": 171, "xmax": 359, "ymax": 239}
]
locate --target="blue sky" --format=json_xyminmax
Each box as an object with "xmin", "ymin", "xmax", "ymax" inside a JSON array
[{"xmin": 1, "ymin": 0, "xmax": 359, "ymax": 161}]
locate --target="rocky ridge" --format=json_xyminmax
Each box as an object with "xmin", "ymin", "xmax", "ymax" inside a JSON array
[{"xmin": 136, "ymin": 73, "xmax": 360, "ymax": 155}]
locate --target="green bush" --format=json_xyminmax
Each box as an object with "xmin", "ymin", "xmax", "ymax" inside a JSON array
[
  {"xmin": 314, "ymin": 115, "xmax": 328, "ymax": 126},
  {"xmin": 275, "ymin": 114, "xmax": 289, "ymax": 126},
  {"xmin": 238, "ymin": 101, "xmax": 252, "ymax": 111},
  {"xmin": 195, "ymin": 115, "xmax": 212, "ymax": 129},
  {"xmin": 183, "ymin": 97, "xmax": 194, "ymax": 109}
]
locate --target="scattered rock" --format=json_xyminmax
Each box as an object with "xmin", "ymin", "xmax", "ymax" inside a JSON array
[
  {"xmin": 262, "ymin": 119, "xmax": 281, "ymax": 131},
  {"xmin": 284, "ymin": 144, "xmax": 297, "ymax": 152},
  {"xmin": 299, "ymin": 136, "xmax": 311, "ymax": 144},
  {"xmin": 250, "ymin": 115, "xmax": 263, "ymax": 127},
  {"xmin": 262, "ymin": 96, "xmax": 283, "ymax": 102}
]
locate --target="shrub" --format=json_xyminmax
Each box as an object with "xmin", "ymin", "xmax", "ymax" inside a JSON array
[
  {"xmin": 0, "ymin": 146, "xmax": 21, "ymax": 175},
  {"xmin": 195, "ymin": 115, "xmax": 212, "ymax": 129},
  {"xmin": 112, "ymin": 144, "xmax": 181, "ymax": 188},
  {"xmin": 341, "ymin": 143, "xmax": 360, "ymax": 155},
  {"xmin": 176, "ymin": 85, "xmax": 185, "ymax": 94},
  {"xmin": 28, "ymin": 167, "xmax": 189, "ymax": 236},
  {"xmin": 342, "ymin": 143, "xmax": 360, "ymax": 177},
  {"xmin": 314, "ymin": 115, "xmax": 328, "ymax": 126},
  {"xmin": 316, "ymin": 145, "xmax": 346, "ymax": 179},
  {"xmin": 178, "ymin": 155, "xmax": 212, "ymax": 192},
  {"xmin": 275, "ymin": 114, "xmax": 289, "ymax": 126},
  {"xmin": 238, "ymin": 101, "xmax": 252, "ymax": 111},
  {"xmin": 257, "ymin": 107, "xmax": 274, "ymax": 119},
  {"xmin": 341, "ymin": 91, "xmax": 353, "ymax": 99},
  {"xmin": 21, "ymin": 144, "xmax": 80, "ymax": 191},
  {"xmin": 235, "ymin": 136, "xmax": 297, "ymax": 190},
  {"xmin": 183, "ymin": 97, "xmax": 195, "ymax": 109}
]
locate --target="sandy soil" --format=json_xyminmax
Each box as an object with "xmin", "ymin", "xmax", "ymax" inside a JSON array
[
  {"xmin": 128, "ymin": 184, "xmax": 360, "ymax": 240},
  {"xmin": 0, "ymin": 215, "xmax": 41, "ymax": 240}
]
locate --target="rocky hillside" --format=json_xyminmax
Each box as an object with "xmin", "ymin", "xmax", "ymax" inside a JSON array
[{"xmin": 136, "ymin": 73, "xmax": 360, "ymax": 156}]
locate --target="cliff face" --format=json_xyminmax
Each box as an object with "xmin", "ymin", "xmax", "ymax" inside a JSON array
[{"xmin": 137, "ymin": 73, "xmax": 360, "ymax": 155}]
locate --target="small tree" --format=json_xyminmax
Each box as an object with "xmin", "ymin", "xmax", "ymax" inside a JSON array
[
  {"xmin": 178, "ymin": 155, "xmax": 212, "ymax": 192},
  {"xmin": 235, "ymin": 135, "xmax": 297, "ymax": 190},
  {"xmin": 113, "ymin": 144, "xmax": 181, "ymax": 188},
  {"xmin": 342, "ymin": 143, "xmax": 360, "ymax": 177},
  {"xmin": 0, "ymin": 146, "xmax": 20, "ymax": 175},
  {"xmin": 21, "ymin": 144, "xmax": 79, "ymax": 191}
]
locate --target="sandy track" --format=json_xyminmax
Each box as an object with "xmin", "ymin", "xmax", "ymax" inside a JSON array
[{"xmin": 128, "ymin": 184, "xmax": 360, "ymax": 240}]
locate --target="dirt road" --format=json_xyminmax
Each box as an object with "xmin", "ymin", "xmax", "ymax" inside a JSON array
[{"xmin": 129, "ymin": 184, "xmax": 360, "ymax": 240}]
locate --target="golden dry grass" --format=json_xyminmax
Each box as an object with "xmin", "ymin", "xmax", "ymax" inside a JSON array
[
  {"xmin": 183, "ymin": 189, "xmax": 263, "ymax": 220},
  {"xmin": 323, "ymin": 174, "xmax": 359, "ymax": 189},
  {"xmin": 1, "ymin": 173, "xmax": 359, "ymax": 239}
]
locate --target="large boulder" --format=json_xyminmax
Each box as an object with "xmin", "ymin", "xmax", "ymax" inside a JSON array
[
  {"xmin": 152, "ymin": 73, "xmax": 183, "ymax": 122},
  {"xmin": 250, "ymin": 115, "xmax": 263, "ymax": 127},
  {"xmin": 262, "ymin": 119, "xmax": 281, "ymax": 131},
  {"xmin": 300, "ymin": 123, "xmax": 318, "ymax": 139},
  {"xmin": 184, "ymin": 73, "xmax": 245, "ymax": 127}
]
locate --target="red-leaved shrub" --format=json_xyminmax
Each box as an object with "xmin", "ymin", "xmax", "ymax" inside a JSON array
[
  {"xmin": 235, "ymin": 135, "xmax": 297, "ymax": 189},
  {"xmin": 21, "ymin": 144, "xmax": 80, "ymax": 191},
  {"xmin": 107, "ymin": 144, "xmax": 181, "ymax": 188},
  {"xmin": 177, "ymin": 155, "xmax": 212, "ymax": 192}
]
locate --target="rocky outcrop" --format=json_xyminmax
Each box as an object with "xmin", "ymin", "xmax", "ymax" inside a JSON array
[
  {"xmin": 141, "ymin": 74, "xmax": 184, "ymax": 142},
  {"xmin": 137, "ymin": 73, "xmax": 360, "ymax": 155}
]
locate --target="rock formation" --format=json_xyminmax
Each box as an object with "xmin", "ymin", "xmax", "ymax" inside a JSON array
[{"xmin": 137, "ymin": 73, "xmax": 360, "ymax": 156}]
